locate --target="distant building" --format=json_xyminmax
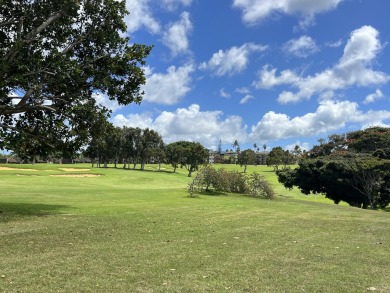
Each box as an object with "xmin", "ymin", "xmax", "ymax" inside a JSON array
[{"xmin": 208, "ymin": 150, "xmax": 268, "ymax": 165}]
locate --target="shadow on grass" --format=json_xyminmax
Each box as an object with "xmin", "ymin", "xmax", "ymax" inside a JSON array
[
  {"xmin": 196, "ymin": 190, "xmax": 228, "ymax": 196},
  {"xmin": 95, "ymin": 166, "xmax": 176, "ymax": 175},
  {"xmin": 0, "ymin": 202, "xmax": 71, "ymax": 223}
]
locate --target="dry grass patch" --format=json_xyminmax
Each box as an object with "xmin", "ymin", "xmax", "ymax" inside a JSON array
[
  {"xmin": 50, "ymin": 174, "xmax": 101, "ymax": 177},
  {"xmin": 59, "ymin": 168, "xmax": 91, "ymax": 172},
  {"xmin": 0, "ymin": 167, "xmax": 37, "ymax": 171}
]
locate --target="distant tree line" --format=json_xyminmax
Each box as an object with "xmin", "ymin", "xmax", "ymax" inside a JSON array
[
  {"xmin": 277, "ymin": 127, "xmax": 390, "ymax": 210},
  {"xmin": 84, "ymin": 123, "xmax": 209, "ymax": 177}
]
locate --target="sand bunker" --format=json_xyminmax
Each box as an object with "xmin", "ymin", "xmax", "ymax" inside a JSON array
[
  {"xmin": 0, "ymin": 167, "xmax": 37, "ymax": 171},
  {"xmin": 51, "ymin": 174, "xmax": 100, "ymax": 177},
  {"xmin": 59, "ymin": 168, "xmax": 91, "ymax": 172}
]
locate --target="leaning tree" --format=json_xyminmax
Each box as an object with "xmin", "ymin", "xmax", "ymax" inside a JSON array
[{"xmin": 0, "ymin": 0, "xmax": 152, "ymax": 156}]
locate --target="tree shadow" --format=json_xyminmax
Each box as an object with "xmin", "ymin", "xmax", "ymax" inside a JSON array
[{"xmin": 0, "ymin": 202, "xmax": 71, "ymax": 223}]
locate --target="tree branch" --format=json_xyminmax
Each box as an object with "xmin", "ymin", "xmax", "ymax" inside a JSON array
[{"xmin": 4, "ymin": 10, "xmax": 66, "ymax": 64}]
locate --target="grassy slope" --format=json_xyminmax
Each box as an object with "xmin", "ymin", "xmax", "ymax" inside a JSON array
[{"xmin": 0, "ymin": 164, "xmax": 389, "ymax": 292}]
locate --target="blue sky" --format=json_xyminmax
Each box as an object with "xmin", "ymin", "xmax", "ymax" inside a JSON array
[{"xmin": 99, "ymin": 0, "xmax": 390, "ymax": 152}]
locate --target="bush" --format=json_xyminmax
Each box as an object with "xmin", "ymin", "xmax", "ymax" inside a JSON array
[
  {"xmin": 188, "ymin": 165, "xmax": 274, "ymax": 199},
  {"xmin": 245, "ymin": 173, "xmax": 274, "ymax": 199}
]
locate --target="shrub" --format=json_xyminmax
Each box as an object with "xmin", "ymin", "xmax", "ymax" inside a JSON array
[
  {"xmin": 245, "ymin": 173, "xmax": 274, "ymax": 199},
  {"xmin": 188, "ymin": 165, "xmax": 274, "ymax": 199}
]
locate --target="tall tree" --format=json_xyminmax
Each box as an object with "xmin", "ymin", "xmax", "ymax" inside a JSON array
[
  {"xmin": 138, "ymin": 128, "xmax": 163, "ymax": 171},
  {"xmin": 0, "ymin": 0, "xmax": 152, "ymax": 156}
]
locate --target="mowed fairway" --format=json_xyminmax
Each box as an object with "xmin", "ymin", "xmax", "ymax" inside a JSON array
[{"xmin": 0, "ymin": 164, "xmax": 389, "ymax": 292}]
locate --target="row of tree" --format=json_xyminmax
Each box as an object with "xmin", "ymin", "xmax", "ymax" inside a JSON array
[
  {"xmin": 84, "ymin": 124, "xmax": 208, "ymax": 177},
  {"xmin": 277, "ymin": 127, "xmax": 390, "ymax": 210}
]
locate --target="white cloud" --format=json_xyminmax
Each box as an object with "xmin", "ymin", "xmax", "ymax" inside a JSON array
[
  {"xmin": 235, "ymin": 87, "xmax": 251, "ymax": 94},
  {"xmin": 240, "ymin": 94, "xmax": 254, "ymax": 104},
  {"xmin": 161, "ymin": 0, "xmax": 193, "ymax": 11},
  {"xmin": 220, "ymin": 88, "xmax": 231, "ymax": 98},
  {"xmin": 232, "ymin": 0, "xmax": 344, "ymax": 26},
  {"xmin": 326, "ymin": 39, "xmax": 343, "ymax": 48},
  {"xmin": 285, "ymin": 141, "xmax": 310, "ymax": 152},
  {"xmin": 199, "ymin": 43, "xmax": 267, "ymax": 76},
  {"xmin": 111, "ymin": 104, "xmax": 248, "ymax": 149},
  {"xmin": 250, "ymin": 100, "xmax": 390, "ymax": 141},
  {"xmin": 254, "ymin": 26, "xmax": 390, "ymax": 104},
  {"xmin": 283, "ymin": 35, "xmax": 319, "ymax": 58},
  {"xmin": 93, "ymin": 92, "xmax": 123, "ymax": 113},
  {"xmin": 112, "ymin": 112, "xmax": 154, "ymax": 129},
  {"xmin": 142, "ymin": 64, "xmax": 194, "ymax": 105},
  {"xmin": 255, "ymin": 65, "xmax": 300, "ymax": 89},
  {"xmin": 162, "ymin": 12, "xmax": 193, "ymax": 56},
  {"xmin": 363, "ymin": 89, "xmax": 384, "ymax": 104},
  {"xmin": 125, "ymin": 0, "xmax": 160, "ymax": 34}
]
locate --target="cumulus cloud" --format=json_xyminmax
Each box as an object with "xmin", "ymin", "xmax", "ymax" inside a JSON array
[
  {"xmin": 112, "ymin": 112, "xmax": 154, "ymax": 129},
  {"xmin": 125, "ymin": 0, "xmax": 160, "ymax": 34},
  {"xmin": 363, "ymin": 89, "xmax": 385, "ymax": 104},
  {"xmin": 232, "ymin": 0, "xmax": 344, "ymax": 27},
  {"xmin": 142, "ymin": 64, "xmax": 194, "ymax": 105},
  {"xmin": 240, "ymin": 95, "xmax": 254, "ymax": 104},
  {"xmin": 283, "ymin": 35, "xmax": 319, "ymax": 58},
  {"xmin": 93, "ymin": 92, "xmax": 123, "ymax": 113},
  {"xmin": 162, "ymin": 12, "xmax": 193, "ymax": 56},
  {"xmin": 254, "ymin": 26, "xmax": 390, "ymax": 104},
  {"xmin": 111, "ymin": 104, "xmax": 247, "ymax": 149},
  {"xmin": 250, "ymin": 100, "xmax": 390, "ymax": 141},
  {"xmin": 199, "ymin": 43, "xmax": 267, "ymax": 76},
  {"xmin": 285, "ymin": 141, "xmax": 310, "ymax": 152}
]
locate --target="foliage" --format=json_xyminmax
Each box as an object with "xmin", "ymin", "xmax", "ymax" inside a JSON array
[
  {"xmin": 84, "ymin": 126, "xmax": 164, "ymax": 170},
  {"xmin": 166, "ymin": 141, "xmax": 208, "ymax": 177},
  {"xmin": 245, "ymin": 172, "xmax": 275, "ymax": 199},
  {"xmin": 266, "ymin": 146, "xmax": 294, "ymax": 170},
  {"xmin": 277, "ymin": 127, "xmax": 390, "ymax": 209},
  {"xmin": 188, "ymin": 165, "xmax": 274, "ymax": 199},
  {"xmin": 237, "ymin": 149, "xmax": 256, "ymax": 173},
  {"xmin": 0, "ymin": 0, "xmax": 152, "ymax": 156}
]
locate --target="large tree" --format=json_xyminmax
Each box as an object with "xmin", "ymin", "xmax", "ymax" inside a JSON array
[
  {"xmin": 0, "ymin": 0, "xmax": 152, "ymax": 155},
  {"xmin": 277, "ymin": 127, "xmax": 390, "ymax": 210},
  {"xmin": 166, "ymin": 141, "xmax": 208, "ymax": 177}
]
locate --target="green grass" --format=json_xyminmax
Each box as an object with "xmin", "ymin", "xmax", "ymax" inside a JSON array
[{"xmin": 0, "ymin": 163, "xmax": 389, "ymax": 292}]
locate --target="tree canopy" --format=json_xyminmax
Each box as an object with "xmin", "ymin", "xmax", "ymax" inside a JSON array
[
  {"xmin": 0, "ymin": 0, "xmax": 152, "ymax": 155},
  {"xmin": 165, "ymin": 141, "xmax": 208, "ymax": 177},
  {"xmin": 277, "ymin": 127, "xmax": 390, "ymax": 210}
]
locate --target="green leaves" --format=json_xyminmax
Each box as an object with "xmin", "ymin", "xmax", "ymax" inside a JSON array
[
  {"xmin": 1, "ymin": 0, "xmax": 152, "ymax": 157},
  {"xmin": 277, "ymin": 127, "xmax": 390, "ymax": 209}
]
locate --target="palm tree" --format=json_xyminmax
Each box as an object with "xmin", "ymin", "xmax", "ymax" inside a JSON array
[
  {"xmin": 232, "ymin": 140, "xmax": 240, "ymax": 152},
  {"xmin": 232, "ymin": 140, "xmax": 240, "ymax": 164}
]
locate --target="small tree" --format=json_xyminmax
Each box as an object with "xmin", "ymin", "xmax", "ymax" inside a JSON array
[{"xmin": 238, "ymin": 149, "xmax": 256, "ymax": 173}]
